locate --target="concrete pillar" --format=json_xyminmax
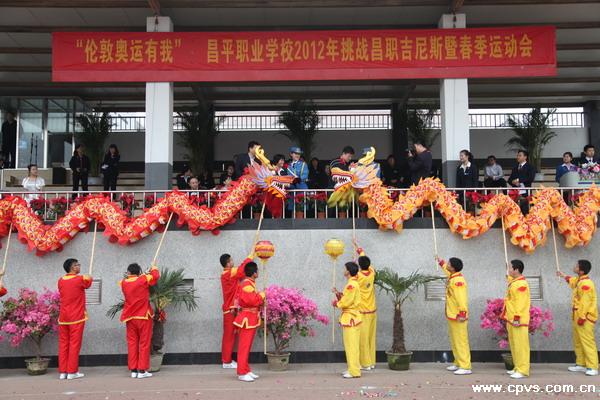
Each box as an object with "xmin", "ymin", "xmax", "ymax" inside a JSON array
[
  {"xmin": 584, "ymin": 101, "xmax": 600, "ymax": 153},
  {"xmin": 439, "ymin": 14, "xmax": 470, "ymax": 187},
  {"xmin": 145, "ymin": 16, "xmax": 174, "ymax": 190}
]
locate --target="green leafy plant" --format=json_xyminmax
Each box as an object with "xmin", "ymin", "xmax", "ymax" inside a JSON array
[
  {"xmin": 278, "ymin": 99, "xmax": 320, "ymax": 162},
  {"xmin": 407, "ymin": 108, "xmax": 439, "ymax": 149},
  {"xmin": 177, "ymin": 102, "xmax": 224, "ymax": 176},
  {"xmin": 375, "ymin": 269, "xmax": 442, "ymax": 354},
  {"xmin": 505, "ymin": 107, "xmax": 557, "ymax": 173},
  {"xmin": 107, "ymin": 268, "xmax": 199, "ymax": 354},
  {"xmin": 75, "ymin": 112, "xmax": 112, "ymax": 177}
]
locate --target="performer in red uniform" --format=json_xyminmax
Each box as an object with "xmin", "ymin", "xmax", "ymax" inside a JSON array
[
  {"xmin": 233, "ymin": 262, "xmax": 265, "ymax": 382},
  {"xmin": 58, "ymin": 258, "xmax": 92, "ymax": 380},
  {"xmin": 119, "ymin": 263, "xmax": 160, "ymax": 379},
  {"xmin": 220, "ymin": 252, "xmax": 253, "ymax": 369}
]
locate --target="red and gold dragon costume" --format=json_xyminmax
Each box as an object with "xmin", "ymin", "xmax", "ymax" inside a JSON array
[
  {"xmin": 0, "ymin": 147, "xmax": 294, "ymax": 256},
  {"xmin": 329, "ymin": 147, "xmax": 600, "ymax": 253}
]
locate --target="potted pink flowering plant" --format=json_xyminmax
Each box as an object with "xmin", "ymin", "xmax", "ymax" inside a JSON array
[
  {"xmin": 0, "ymin": 288, "xmax": 60, "ymax": 375},
  {"xmin": 264, "ymin": 285, "xmax": 329, "ymax": 371},
  {"xmin": 480, "ymin": 298, "xmax": 554, "ymax": 370}
]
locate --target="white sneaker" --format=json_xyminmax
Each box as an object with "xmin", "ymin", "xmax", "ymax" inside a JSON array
[
  {"xmin": 585, "ymin": 369, "xmax": 599, "ymax": 376},
  {"xmin": 454, "ymin": 369, "xmax": 472, "ymax": 375},
  {"xmin": 222, "ymin": 361, "xmax": 237, "ymax": 369},
  {"xmin": 130, "ymin": 372, "xmax": 138, "ymax": 378},
  {"xmin": 510, "ymin": 372, "xmax": 526, "ymax": 379},
  {"xmin": 238, "ymin": 373, "xmax": 255, "ymax": 382},
  {"xmin": 137, "ymin": 371, "xmax": 153, "ymax": 379},
  {"xmin": 370, "ymin": 365, "xmax": 376, "ymax": 369},
  {"xmin": 568, "ymin": 365, "xmax": 587, "ymax": 372},
  {"xmin": 67, "ymin": 372, "xmax": 84, "ymax": 380},
  {"xmin": 446, "ymin": 365, "xmax": 459, "ymax": 371},
  {"xmin": 249, "ymin": 371, "xmax": 259, "ymax": 379},
  {"xmin": 506, "ymin": 369, "xmax": 515, "ymax": 375},
  {"xmin": 360, "ymin": 366, "xmax": 372, "ymax": 371},
  {"xmin": 59, "ymin": 373, "xmax": 67, "ymax": 380},
  {"xmin": 342, "ymin": 372, "xmax": 359, "ymax": 379}
]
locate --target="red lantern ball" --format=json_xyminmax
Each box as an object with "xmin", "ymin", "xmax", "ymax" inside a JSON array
[{"xmin": 255, "ymin": 240, "xmax": 275, "ymax": 261}]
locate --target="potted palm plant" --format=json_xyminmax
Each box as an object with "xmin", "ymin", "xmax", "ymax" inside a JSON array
[
  {"xmin": 374, "ymin": 269, "xmax": 442, "ymax": 371},
  {"xmin": 107, "ymin": 268, "xmax": 199, "ymax": 372},
  {"xmin": 75, "ymin": 112, "xmax": 112, "ymax": 182},
  {"xmin": 505, "ymin": 107, "xmax": 557, "ymax": 181},
  {"xmin": 177, "ymin": 102, "xmax": 224, "ymax": 176},
  {"xmin": 278, "ymin": 99, "xmax": 320, "ymax": 162},
  {"xmin": 407, "ymin": 108, "xmax": 439, "ymax": 149}
]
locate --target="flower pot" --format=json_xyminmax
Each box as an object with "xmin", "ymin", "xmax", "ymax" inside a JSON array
[
  {"xmin": 317, "ymin": 211, "xmax": 326, "ymax": 219},
  {"xmin": 386, "ymin": 351, "xmax": 412, "ymax": 371},
  {"xmin": 338, "ymin": 210, "xmax": 348, "ymax": 218},
  {"xmin": 266, "ymin": 352, "xmax": 290, "ymax": 371},
  {"xmin": 25, "ymin": 358, "xmax": 50, "ymax": 376},
  {"xmin": 501, "ymin": 353, "xmax": 514, "ymax": 371},
  {"xmin": 149, "ymin": 353, "xmax": 164, "ymax": 372},
  {"xmin": 295, "ymin": 211, "xmax": 304, "ymax": 219}
]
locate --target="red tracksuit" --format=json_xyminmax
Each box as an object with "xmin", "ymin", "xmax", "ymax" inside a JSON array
[
  {"xmin": 58, "ymin": 274, "xmax": 92, "ymax": 374},
  {"xmin": 221, "ymin": 258, "xmax": 251, "ymax": 364},
  {"xmin": 233, "ymin": 278, "xmax": 264, "ymax": 376},
  {"xmin": 0, "ymin": 286, "xmax": 7, "ymax": 297},
  {"xmin": 120, "ymin": 267, "xmax": 160, "ymax": 371}
]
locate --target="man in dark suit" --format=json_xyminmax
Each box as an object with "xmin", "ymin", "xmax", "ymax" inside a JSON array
[
  {"xmin": 234, "ymin": 141, "xmax": 261, "ymax": 179},
  {"xmin": 508, "ymin": 150, "xmax": 536, "ymax": 189},
  {"xmin": 579, "ymin": 144, "xmax": 598, "ymax": 166},
  {"xmin": 1, "ymin": 111, "xmax": 17, "ymax": 168},
  {"xmin": 508, "ymin": 150, "xmax": 536, "ymax": 214},
  {"xmin": 407, "ymin": 141, "xmax": 432, "ymax": 185}
]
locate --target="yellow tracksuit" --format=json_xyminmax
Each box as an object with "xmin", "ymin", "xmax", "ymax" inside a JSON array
[
  {"xmin": 502, "ymin": 276, "xmax": 530, "ymax": 376},
  {"xmin": 336, "ymin": 276, "xmax": 362, "ymax": 377},
  {"xmin": 357, "ymin": 250, "xmax": 377, "ymax": 368},
  {"xmin": 441, "ymin": 263, "xmax": 471, "ymax": 370},
  {"xmin": 564, "ymin": 274, "xmax": 598, "ymax": 370}
]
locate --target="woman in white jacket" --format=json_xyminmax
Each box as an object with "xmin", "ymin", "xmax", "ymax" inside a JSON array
[{"xmin": 22, "ymin": 164, "xmax": 45, "ymax": 204}]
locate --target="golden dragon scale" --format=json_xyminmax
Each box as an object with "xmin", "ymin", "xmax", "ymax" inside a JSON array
[{"xmin": 360, "ymin": 177, "xmax": 600, "ymax": 253}]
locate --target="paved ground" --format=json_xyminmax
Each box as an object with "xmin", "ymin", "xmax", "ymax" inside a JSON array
[{"xmin": 1, "ymin": 363, "xmax": 599, "ymax": 400}]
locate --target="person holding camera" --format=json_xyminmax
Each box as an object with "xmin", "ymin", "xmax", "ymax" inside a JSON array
[{"xmin": 407, "ymin": 141, "xmax": 432, "ymax": 185}]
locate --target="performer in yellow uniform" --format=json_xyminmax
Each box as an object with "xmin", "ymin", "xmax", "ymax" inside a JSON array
[
  {"xmin": 333, "ymin": 261, "xmax": 362, "ymax": 379},
  {"xmin": 436, "ymin": 256, "xmax": 471, "ymax": 375},
  {"xmin": 557, "ymin": 259, "xmax": 598, "ymax": 376},
  {"xmin": 355, "ymin": 242, "xmax": 377, "ymax": 371},
  {"xmin": 502, "ymin": 259, "xmax": 530, "ymax": 379}
]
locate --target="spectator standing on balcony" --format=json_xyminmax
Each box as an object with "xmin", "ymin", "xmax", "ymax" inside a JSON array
[
  {"xmin": 272, "ymin": 154, "xmax": 287, "ymax": 176},
  {"xmin": 455, "ymin": 150, "xmax": 479, "ymax": 189},
  {"xmin": 234, "ymin": 141, "xmax": 261, "ymax": 179},
  {"xmin": 483, "ymin": 156, "xmax": 507, "ymax": 188},
  {"xmin": 330, "ymin": 146, "xmax": 355, "ymax": 171},
  {"xmin": 1, "ymin": 111, "xmax": 17, "ymax": 168},
  {"xmin": 220, "ymin": 164, "xmax": 235, "ymax": 187},
  {"xmin": 556, "ymin": 152, "xmax": 578, "ymax": 184},
  {"xmin": 308, "ymin": 157, "xmax": 324, "ymax": 189},
  {"xmin": 287, "ymin": 147, "xmax": 308, "ymax": 189},
  {"xmin": 176, "ymin": 166, "xmax": 192, "ymax": 190},
  {"xmin": 579, "ymin": 144, "xmax": 598, "ymax": 166},
  {"xmin": 382, "ymin": 155, "xmax": 401, "ymax": 187},
  {"xmin": 199, "ymin": 170, "xmax": 215, "ymax": 189},
  {"xmin": 101, "ymin": 144, "xmax": 120, "ymax": 191},
  {"xmin": 22, "ymin": 163, "xmax": 45, "ymax": 204},
  {"xmin": 69, "ymin": 145, "xmax": 90, "ymax": 198},
  {"xmin": 407, "ymin": 141, "xmax": 432, "ymax": 185},
  {"xmin": 508, "ymin": 150, "xmax": 536, "ymax": 191}
]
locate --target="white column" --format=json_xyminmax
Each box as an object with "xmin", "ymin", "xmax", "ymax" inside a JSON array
[
  {"xmin": 145, "ymin": 16, "xmax": 174, "ymax": 190},
  {"xmin": 439, "ymin": 13, "xmax": 470, "ymax": 187}
]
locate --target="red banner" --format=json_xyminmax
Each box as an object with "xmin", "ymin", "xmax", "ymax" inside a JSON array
[{"xmin": 52, "ymin": 27, "xmax": 556, "ymax": 82}]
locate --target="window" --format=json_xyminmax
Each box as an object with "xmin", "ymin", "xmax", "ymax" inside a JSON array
[
  {"xmin": 425, "ymin": 280, "xmax": 445, "ymax": 301},
  {"xmin": 86, "ymin": 279, "xmax": 102, "ymax": 305},
  {"xmin": 525, "ymin": 276, "xmax": 543, "ymax": 301},
  {"xmin": 175, "ymin": 279, "xmax": 194, "ymax": 296}
]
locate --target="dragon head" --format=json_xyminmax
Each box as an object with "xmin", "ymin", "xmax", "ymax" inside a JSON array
[
  {"xmin": 247, "ymin": 146, "xmax": 295, "ymax": 198},
  {"xmin": 329, "ymin": 147, "xmax": 381, "ymax": 207}
]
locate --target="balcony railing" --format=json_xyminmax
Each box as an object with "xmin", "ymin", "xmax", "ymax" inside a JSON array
[
  {"xmin": 0, "ymin": 187, "xmax": 587, "ymax": 223},
  {"xmin": 106, "ymin": 111, "xmax": 585, "ymax": 133}
]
